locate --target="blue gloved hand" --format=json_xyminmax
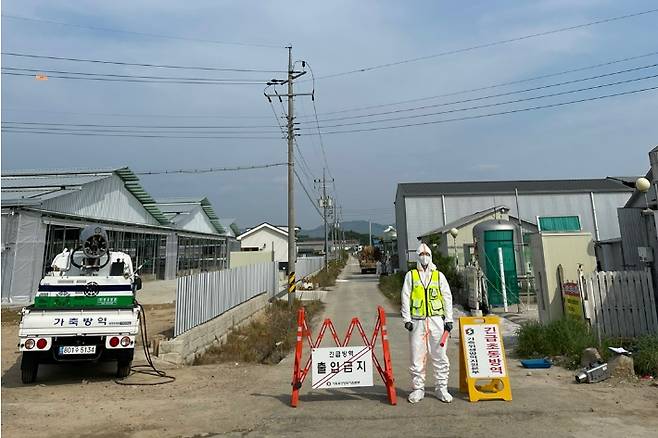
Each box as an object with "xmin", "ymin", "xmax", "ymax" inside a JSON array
[
  {"xmin": 404, "ymin": 322, "xmax": 413, "ymax": 332},
  {"xmin": 444, "ymin": 322, "xmax": 453, "ymax": 332}
]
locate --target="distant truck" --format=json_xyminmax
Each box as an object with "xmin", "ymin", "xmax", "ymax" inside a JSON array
[
  {"xmin": 18, "ymin": 225, "xmax": 142, "ymax": 384},
  {"xmin": 359, "ymin": 246, "xmax": 381, "ymax": 274}
]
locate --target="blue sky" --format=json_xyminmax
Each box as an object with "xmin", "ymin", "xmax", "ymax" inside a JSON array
[{"xmin": 2, "ymin": 0, "xmax": 657, "ymax": 228}]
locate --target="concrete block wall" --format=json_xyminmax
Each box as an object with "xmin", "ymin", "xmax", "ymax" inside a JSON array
[{"xmin": 158, "ymin": 293, "xmax": 270, "ymax": 365}]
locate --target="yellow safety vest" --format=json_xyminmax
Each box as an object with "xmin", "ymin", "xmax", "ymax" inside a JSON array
[{"xmin": 410, "ymin": 269, "xmax": 445, "ymax": 318}]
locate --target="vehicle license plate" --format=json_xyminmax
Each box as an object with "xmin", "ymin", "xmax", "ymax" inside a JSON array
[{"xmin": 59, "ymin": 345, "xmax": 96, "ymax": 355}]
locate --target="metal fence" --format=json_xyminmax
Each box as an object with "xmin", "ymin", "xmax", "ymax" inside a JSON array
[
  {"xmin": 582, "ymin": 270, "xmax": 658, "ymax": 338},
  {"xmin": 296, "ymin": 256, "xmax": 324, "ymax": 280},
  {"xmin": 174, "ymin": 262, "xmax": 276, "ymax": 337}
]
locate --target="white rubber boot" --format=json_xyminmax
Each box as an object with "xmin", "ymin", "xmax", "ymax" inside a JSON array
[
  {"xmin": 407, "ymin": 389, "xmax": 425, "ymax": 404},
  {"xmin": 436, "ymin": 387, "xmax": 453, "ymax": 403}
]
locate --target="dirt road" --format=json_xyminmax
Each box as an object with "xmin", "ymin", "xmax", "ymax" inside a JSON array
[{"xmin": 2, "ymin": 258, "xmax": 657, "ymax": 437}]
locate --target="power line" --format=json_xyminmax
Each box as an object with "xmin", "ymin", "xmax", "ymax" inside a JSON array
[
  {"xmin": 301, "ymin": 73, "xmax": 658, "ymax": 130},
  {"xmin": 7, "ymin": 51, "xmax": 655, "ymax": 122},
  {"xmin": 305, "ymin": 62, "xmax": 335, "ymax": 191},
  {"xmin": 1, "ymin": 14, "xmax": 284, "ymax": 49},
  {"xmin": 300, "ymin": 85, "xmax": 658, "ymax": 135},
  {"xmin": 135, "ymin": 162, "xmax": 287, "ymax": 175},
  {"xmin": 1, "ymin": 129, "xmax": 281, "ymax": 139},
  {"xmin": 302, "ymin": 64, "xmax": 658, "ymax": 125},
  {"xmin": 271, "ymin": 83, "xmax": 319, "ymax": 184},
  {"xmin": 7, "ymin": 78, "xmax": 655, "ymax": 136},
  {"xmin": 295, "ymin": 169, "xmax": 323, "ymax": 218},
  {"xmin": 1, "ymin": 51, "xmax": 286, "ymax": 73},
  {"xmin": 304, "ymin": 50, "xmax": 658, "ymax": 117},
  {"xmin": 2, "ymin": 121, "xmax": 280, "ymax": 129},
  {"xmin": 2, "ymin": 67, "xmax": 268, "ymax": 83},
  {"xmin": 1, "ymin": 126, "xmax": 281, "ymax": 135},
  {"xmin": 314, "ymin": 9, "xmax": 658, "ymax": 80},
  {"xmin": 1, "ymin": 108, "xmax": 274, "ymax": 120},
  {"xmin": 2, "ymin": 71, "xmax": 267, "ymax": 85},
  {"xmin": 267, "ymin": 97, "xmax": 317, "ymax": 185}
]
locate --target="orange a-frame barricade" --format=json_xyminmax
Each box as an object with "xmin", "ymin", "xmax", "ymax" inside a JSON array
[{"xmin": 290, "ymin": 305, "xmax": 397, "ymax": 407}]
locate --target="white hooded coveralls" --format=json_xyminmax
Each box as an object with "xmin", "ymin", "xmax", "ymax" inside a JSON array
[{"xmin": 401, "ymin": 243, "xmax": 453, "ymax": 392}]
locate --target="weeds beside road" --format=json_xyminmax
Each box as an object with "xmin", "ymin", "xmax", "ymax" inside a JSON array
[
  {"xmin": 516, "ymin": 318, "xmax": 658, "ymax": 376},
  {"xmin": 195, "ymin": 299, "xmax": 324, "ymax": 365},
  {"xmin": 310, "ymin": 251, "xmax": 348, "ymax": 288},
  {"xmin": 378, "ymin": 272, "xmax": 404, "ymax": 306}
]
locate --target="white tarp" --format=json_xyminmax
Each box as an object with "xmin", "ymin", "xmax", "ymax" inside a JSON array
[
  {"xmin": 6, "ymin": 211, "xmax": 47, "ymax": 303},
  {"xmin": 1, "ymin": 211, "xmax": 20, "ymax": 303}
]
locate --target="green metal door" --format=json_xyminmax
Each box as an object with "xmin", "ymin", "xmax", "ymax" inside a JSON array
[{"xmin": 483, "ymin": 230, "xmax": 519, "ymax": 306}]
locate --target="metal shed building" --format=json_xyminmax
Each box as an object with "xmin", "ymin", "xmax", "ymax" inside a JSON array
[
  {"xmin": 1, "ymin": 168, "xmax": 232, "ymax": 304},
  {"xmin": 395, "ymin": 178, "xmax": 634, "ymax": 270}
]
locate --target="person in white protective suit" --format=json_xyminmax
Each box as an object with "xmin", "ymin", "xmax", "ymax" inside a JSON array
[{"xmin": 401, "ymin": 243, "xmax": 454, "ymax": 404}]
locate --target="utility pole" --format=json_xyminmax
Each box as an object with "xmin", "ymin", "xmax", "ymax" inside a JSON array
[
  {"xmin": 323, "ymin": 168, "xmax": 328, "ymax": 269},
  {"xmin": 315, "ymin": 168, "xmax": 333, "ymax": 270},
  {"xmin": 286, "ymin": 47, "xmax": 295, "ymax": 307},
  {"xmin": 264, "ymin": 47, "xmax": 311, "ymax": 307},
  {"xmin": 369, "ymin": 220, "xmax": 372, "ymax": 247}
]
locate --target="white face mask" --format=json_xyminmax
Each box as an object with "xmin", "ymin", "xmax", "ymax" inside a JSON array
[{"xmin": 419, "ymin": 254, "xmax": 431, "ymax": 267}]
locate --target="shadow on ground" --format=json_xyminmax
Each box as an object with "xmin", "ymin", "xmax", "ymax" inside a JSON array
[{"xmin": 2, "ymin": 356, "xmax": 120, "ymax": 389}]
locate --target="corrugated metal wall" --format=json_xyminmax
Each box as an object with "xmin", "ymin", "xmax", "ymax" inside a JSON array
[
  {"xmin": 174, "ymin": 262, "xmax": 276, "ymax": 336},
  {"xmin": 395, "ymin": 191, "xmax": 409, "ymax": 271},
  {"xmin": 618, "ymin": 207, "xmax": 657, "ymax": 269},
  {"xmin": 596, "ymin": 241, "xmax": 625, "ymax": 271},
  {"xmin": 402, "ymin": 191, "xmax": 631, "ymax": 267},
  {"xmin": 405, "ymin": 197, "xmax": 444, "ymax": 264},
  {"xmin": 42, "ymin": 175, "xmax": 161, "ymax": 226},
  {"xmin": 296, "ymin": 256, "xmax": 324, "ymax": 280}
]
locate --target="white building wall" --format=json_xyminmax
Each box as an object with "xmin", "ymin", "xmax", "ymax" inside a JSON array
[
  {"xmin": 41, "ymin": 175, "xmax": 160, "ymax": 226},
  {"xmin": 239, "ymin": 228, "xmax": 288, "ymax": 263}
]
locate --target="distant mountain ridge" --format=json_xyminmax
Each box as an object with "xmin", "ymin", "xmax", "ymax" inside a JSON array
[{"xmin": 302, "ymin": 220, "xmax": 390, "ymax": 238}]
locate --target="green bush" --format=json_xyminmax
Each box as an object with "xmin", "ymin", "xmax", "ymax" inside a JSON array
[{"xmin": 516, "ymin": 318, "xmax": 597, "ymax": 369}]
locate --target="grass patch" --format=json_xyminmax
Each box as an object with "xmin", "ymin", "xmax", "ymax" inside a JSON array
[
  {"xmin": 517, "ymin": 320, "xmax": 658, "ymax": 376},
  {"xmin": 378, "ymin": 272, "xmax": 404, "ymax": 306},
  {"xmin": 309, "ymin": 252, "xmax": 348, "ymax": 288},
  {"xmin": 516, "ymin": 318, "xmax": 597, "ymax": 369},
  {"xmin": 194, "ymin": 299, "xmax": 324, "ymax": 365},
  {"xmin": 632, "ymin": 335, "xmax": 658, "ymax": 377}
]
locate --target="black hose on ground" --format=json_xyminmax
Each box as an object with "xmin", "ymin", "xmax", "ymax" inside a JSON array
[{"xmin": 114, "ymin": 302, "xmax": 176, "ymax": 386}]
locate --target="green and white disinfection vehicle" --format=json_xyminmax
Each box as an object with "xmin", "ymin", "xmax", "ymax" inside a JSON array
[{"xmin": 18, "ymin": 225, "xmax": 142, "ymax": 384}]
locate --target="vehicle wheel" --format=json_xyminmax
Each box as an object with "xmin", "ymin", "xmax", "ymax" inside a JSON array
[
  {"xmin": 20, "ymin": 354, "xmax": 39, "ymax": 384},
  {"xmin": 117, "ymin": 360, "xmax": 132, "ymax": 378}
]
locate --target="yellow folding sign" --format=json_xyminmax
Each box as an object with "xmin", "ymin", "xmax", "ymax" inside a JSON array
[{"xmin": 459, "ymin": 316, "xmax": 512, "ymax": 402}]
